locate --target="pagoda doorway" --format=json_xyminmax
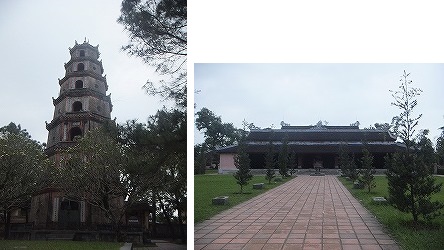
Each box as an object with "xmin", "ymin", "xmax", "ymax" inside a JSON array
[{"xmin": 58, "ymin": 199, "xmax": 80, "ymax": 229}]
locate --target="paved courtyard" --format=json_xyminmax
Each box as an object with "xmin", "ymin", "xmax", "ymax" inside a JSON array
[{"xmin": 194, "ymin": 175, "xmax": 399, "ymax": 250}]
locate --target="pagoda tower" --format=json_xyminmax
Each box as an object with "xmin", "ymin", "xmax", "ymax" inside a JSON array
[
  {"xmin": 45, "ymin": 40, "xmax": 112, "ymax": 161},
  {"xmin": 30, "ymin": 40, "xmax": 113, "ymax": 229}
]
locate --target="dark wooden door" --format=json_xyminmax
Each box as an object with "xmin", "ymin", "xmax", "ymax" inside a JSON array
[{"xmin": 59, "ymin": 200, "xmax": 80, "ymax": 229}]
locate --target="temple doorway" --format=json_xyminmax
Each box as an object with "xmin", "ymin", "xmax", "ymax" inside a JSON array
[{"xmin": 59, "ymin": 199, "xmax": 80, "ymax": 229}]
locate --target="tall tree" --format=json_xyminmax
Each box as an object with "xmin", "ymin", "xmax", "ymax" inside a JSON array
[
  {"xmin": 0, "ymin": 124, "xmax": 48, "ymax": 239},
  {"xmin": 390, "ymin": 70, "xmax": 422, "ymax": 149},
  {"xmin": 386, "ymin": 71, "xmax": 443, "ymax": 223},
  {"xmin": 118, "ymin": 0, "xmax": 187, "ymax": 108},
  {"xmin": 194, "ymin": 143, "xmax": 208, "ymax": 174},
  {"xmin": 195, "ymin": 107, "xmax": 242, "ymax": 172},
  {"xmin": 145, "ymin": 108, "xmax": 186, "ymax": 242},
  {"xmin": 59, "ymin": 128, "xmax": 130, "ymax": 241},
  {"xmin": 195, "ymin": 107, "xmax": 240, "ymax": 150},
  {"xmin": 415, "ymin": 129, "xmax": 436, "ymax": 168},
  {"xmin": 0, "ymin": 122, "xmax": 31, "ymax": 139},
  {"xmin": 117, "ymin": 0, "xmax": 187, "ymax": 240},
  {"xmin": 437, "ymin": 127, "xmax": 444, "ymax": 166},
  {"xmin": 119, "ymin": 108, "xmax": 186, "ymax": 242},
  {"xmin": 374, "ymin": 122, "xmax": 391, "ymax": 131}
]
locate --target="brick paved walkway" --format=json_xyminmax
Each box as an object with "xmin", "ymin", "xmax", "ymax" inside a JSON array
[{"xmin": 194, "ymin": 175, "xmax": 399, "ymax": 250}]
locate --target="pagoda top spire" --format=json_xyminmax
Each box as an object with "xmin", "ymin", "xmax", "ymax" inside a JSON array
[{"xmin": 69, "ymin": 39, "xmax": 99, "ymax": 56}]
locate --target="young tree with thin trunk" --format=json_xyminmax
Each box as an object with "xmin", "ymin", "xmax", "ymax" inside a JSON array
[
  {"xmin": 338, "ymin": 143, "xmax": 350, "ymax": 177},
  {"xmin": 278, "ymin": 138, "xmax": 289, "ymax": 177},
  {"xmin": 233, "ymin": 139, "xmax": 252, "ymax": 194},
  {"xmin": 289, "ymin": 152, "xmax": 297, "ymax": 176},
  {"xmin": 264, "ymin": 140, "xmax": 276, "ymax": 184},
  {"xmin": 347, "ymin": 154, "xmax": 359, "ymax": 182},
  {"xmin": 360, "ymin": 148, "xmax": 375, "ymax": 193},
  {"xmin": 386, "ymin": 71, "xmax": 443, "ymax": 223}
]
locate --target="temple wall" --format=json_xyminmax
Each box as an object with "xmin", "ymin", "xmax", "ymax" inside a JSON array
[
  {"xmin": 30, "ymin": 190, "xmax": 64, "ymax": 229},
  {"xmin": 219, "ymin": 153, "xmax": 236, "ymax": 173}
]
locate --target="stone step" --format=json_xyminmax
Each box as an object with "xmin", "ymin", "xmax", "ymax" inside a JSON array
[{"xmin": 46, "ymin": 233, "xmax": 75, "ymax": 240}]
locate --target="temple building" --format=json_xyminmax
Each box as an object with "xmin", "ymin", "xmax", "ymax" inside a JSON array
[{"xmin": 217, "ymin": 124, "xmax": 405, "ymax": 173}]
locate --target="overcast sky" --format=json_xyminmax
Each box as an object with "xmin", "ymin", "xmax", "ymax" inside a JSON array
[
  {"xmin": 191, "ymin": 1, "xmax": 444, "ymax": 148},
  {"xmin": 194, "ymin": 64, "xmax": 444, "ymax": 145},
  {"xmin": 0, "ymin": 0, "xmax": 169, "ymax": 144}
]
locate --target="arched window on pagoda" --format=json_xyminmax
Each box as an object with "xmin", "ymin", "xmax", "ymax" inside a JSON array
[
  {"xmin": 75, "ymin": 80, "xmax": 83, "ymax": 89},
  {"xmin": 77, "ymin": 63, "xmax": 84, "ymax": 71},
  {"xmin": 72, "ymin": 101, "xmax": 82, "ymax": 112},
  {"xmin": 69, "ymin": 127, "xmax": 82, "ymax": 141}
]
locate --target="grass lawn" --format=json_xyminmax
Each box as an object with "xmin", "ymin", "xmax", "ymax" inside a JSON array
[
  {"xmin": 0, "ymin": 240, "xmax": 122, "ymax": 250},
  {"xmin": 194, "ymin": 174, "xmax": 294, "ymax": 223},
  {"xmin": 204, "ymin": 169, "xmax": 218, "ymax": 175},
  {"xmin": 339, "ymin": 175, "xmax": 444, "ymax": 250}
]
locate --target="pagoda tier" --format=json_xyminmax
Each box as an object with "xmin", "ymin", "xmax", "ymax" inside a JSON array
[
  {"xmin": 45, "ymin": 111, "xmax": 111, "ymax": 130},
  {"xmin": 52, "ymin": 88, "xmax": 112, "ymax": 109}
]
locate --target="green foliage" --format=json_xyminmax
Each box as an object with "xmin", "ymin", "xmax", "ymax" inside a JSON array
[
  {"xmin": 289, "ymin": 152, "xmax": 297, "ymax": 176},
  {"xmin": 195, "ymin": 107, "xmax": 241, "ymax": 150},
  {"xmin": 264, "ymin": 141, "xmax": 276, "ymax": 184},
  {"xmin": 59, "ymin": 108, "xmax": 187, "ymax": 241},
  {"xmin": 0, "ymin": 122, "xmax": 31, "ymax": 139},
  {"xmin": 118, "ymin": 0, "xmax": 187, "ymax": 107},
  {"xmin": 194, "ymin": 143, "xmax": 207, "ymax": 174},
  {"xmin": 360, "ymin": 148, "xmax": 376, "ymax": 193},
  {"xmin": 437, "ymin": 128, "xmax": 444, "ymax": 166},
  {"xmin": 195, "ymin": 107, "xmax": 244, "ymax": 172},
  {"xmin": 338, "ymin": 143, "xmax": 350, "ymax": 177},
  {"xmin": 233, "ymin": 140, "xmax": 252, "ymax": 194},
  {"xmin": 340, "ymin": 176, "xmax": 444, "ymax": 250},
  {"xmin": 347, "ymin": 154, "xmax": 359, "ymax": 181},
  {"xmin": 120, "ymin": 108, "xmax": 186, "ymax": 241},
  {"xmin": 0, "ymin": 124, "xmax": 49, "ymax": 238},
  {"xmin": 386, "ymin": 151, "xmax": 443, "ymax": 222},
  {"xmin": 339, "ymin": 144, "xmax": 359, "ymax": 181},
  {"xmin": 374, "ymin": 122, "xmax": 391, "ymax": 131},
  {"xmin": 390, "ymin": 70, "xmax": 423, "ymax": 148},
  {"xmin": 387, "ymin": 71, "xmax": 443, "ymax": 223},
  {"xmin": 415, "ymin": 129, "xmax": 437, "ymax": 167},
  {"xmin": 278, "ymin": 138, "xmax": 289, "ymax": 177},
  {"xmin": 59, "ymin": 128, "xmax": 129, "ymax": 235},
  {"xmin": 116, "ymin": 0, "xmax": 188, "ymax": 239}
]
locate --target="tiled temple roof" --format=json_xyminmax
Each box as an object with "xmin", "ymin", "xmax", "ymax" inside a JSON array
[
  {"xmin": 247, "ymin": 126, "xmax": 396, "ymax": 142},
  {"xmin": 218, "ymin": 125, "xmax": 404, "ymax": 154}
]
